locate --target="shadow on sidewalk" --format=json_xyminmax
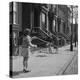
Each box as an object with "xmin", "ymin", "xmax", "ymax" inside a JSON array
[
  {"xmin": 65, "ymin": 49, "xmax": 77, "ymax": 52},
  {"xmin": 36, "ymin": 55, "xmax": 48, "ymax": 57},
  {"xmin": 12, "ymin": 70, "xmax": 30, "ymax": 76}
]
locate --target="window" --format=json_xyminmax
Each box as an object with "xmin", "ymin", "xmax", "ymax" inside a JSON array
[
  {"xmin": 42, "ymin": 13, "xmax": 45, "ymax": 23},
  {"xmin": 41, "ymin": 12, "xmax": 46, "ymax": 29},
  {"xmin": 53, "ymin": 20, "xmax": 56, "ymax": 31},
  {"xmin": 13, "ymin": 2, "xmax": 18, "ymax": 24},
  {"xmin": 13, "ymin": 2, "xmax": 17, "ymax": 12},
  {"xmin": 10, "ymin": 2, "xmax": 19, "ymax": 25},
  {"xmin": 13, "ymin": 12, "xmax": 18, "ymax": 24}
]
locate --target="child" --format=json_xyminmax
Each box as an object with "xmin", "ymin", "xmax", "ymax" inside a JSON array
[
  {"xmin": 22, "ymin": 28, "xmax": 37, "ymax": 72},
  {"xmin": 48, "ymin": 43, "xmax": 53, "ymax": 54}
]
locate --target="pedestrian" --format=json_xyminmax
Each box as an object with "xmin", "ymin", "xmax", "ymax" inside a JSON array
[
  {"xmin": 47, "ymin": 42, "xmax": 53, "ymax": 54},
  {"xmin": 54, "ymin": 38, "xmax": 59, "ymax": 54},
  {"xmin": 22, "ymin": 28, "xmax": 37, "ymax": 73},
  {"xmin": 54, "ymin": 46, "xmax": 58, "ymax": 54}
]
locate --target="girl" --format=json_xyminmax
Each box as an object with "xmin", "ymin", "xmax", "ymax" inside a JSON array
[{"xmin": 22, "ymin": 28, "xmax": 37, "ymax": 72}]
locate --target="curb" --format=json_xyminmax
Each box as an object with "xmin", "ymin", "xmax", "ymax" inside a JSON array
[{"xmin": 56, "ymin": 53, "xmax": 77, "ymax": 75}]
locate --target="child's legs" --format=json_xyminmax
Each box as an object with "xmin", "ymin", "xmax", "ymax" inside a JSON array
[
  {"xmin": 48, "ymin": 46, "xmax": 52, "ymax": 54},
  {"xmin": 55, "ymin": 47, "xmax": 58, "ymax": 53},
  {"xmin": 23, "ymin": 57, "xmax": 28, "ymax": 69}
]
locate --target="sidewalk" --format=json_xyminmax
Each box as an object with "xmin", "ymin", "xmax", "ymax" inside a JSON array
[{"xmin": 12, "ymin": 44, "xmax": 78, "ymax": 78}]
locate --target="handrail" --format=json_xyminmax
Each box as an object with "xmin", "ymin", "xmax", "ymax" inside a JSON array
[
  {"xmin": 32, "ymin": 36, "xmax": 59, "ymax": 47},
  {"xmin": 51, "ymin": 33, "xmax": 59, "ymax": 40},
  {"xmin": 51, "ymin": 31, "xmax": 70, "ymax": 41},
  {"xmin": 32, "ymin": 27, "xmax": 60, "ymax": 41},
  {"xmin": 32, "ymin": 36, "xmax": 50, "ymax": 43},
  {"xmin": 57, "ymin": 32, "xmax": 70, "ymax": 40},
  {"xmin": 32, "ymin": 27, "xmax": 52, "ymax": 39}
]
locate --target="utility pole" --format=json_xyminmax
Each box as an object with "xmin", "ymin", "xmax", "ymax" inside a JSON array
[{"xmin": 70, "ymin": 5, "xmax": 73, "ymax": 51}]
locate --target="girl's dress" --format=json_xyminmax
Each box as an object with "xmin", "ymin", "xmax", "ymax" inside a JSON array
[{"xmin": 21, "ymin": 35, "xmax": 31, "ymax": 57}]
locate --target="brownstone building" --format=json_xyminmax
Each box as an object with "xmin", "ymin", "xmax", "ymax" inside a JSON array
[{"xmin": 10, "ymin": 2, "xmax": 74, "ymax": 49}]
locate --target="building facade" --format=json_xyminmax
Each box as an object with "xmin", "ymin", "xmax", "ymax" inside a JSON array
[{"xmin": 10, "ymin": 2, "xmax": 73, "ymax": 51}]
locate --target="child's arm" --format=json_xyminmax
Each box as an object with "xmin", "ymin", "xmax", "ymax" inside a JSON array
[{"xmin": 28, "ymin": 36, "xmax": 37, "ymax": 48}]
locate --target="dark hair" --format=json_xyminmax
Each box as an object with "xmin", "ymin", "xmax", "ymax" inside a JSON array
[{"xmin": 23, "ymin": 28, "xmax": 30, "ymax": 36}]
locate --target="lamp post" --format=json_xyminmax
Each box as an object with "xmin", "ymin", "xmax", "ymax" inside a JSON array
[
  {"xmin": 70, "ymin": 5, "xmax": 73, "ymax": 51},
  {"xmin": 74, "ymin": 20, "xmax": 77, "ymax": 47},
  {"xmin": 74, "ymin": 6, "xmax": 78, "ymax": 47}
]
